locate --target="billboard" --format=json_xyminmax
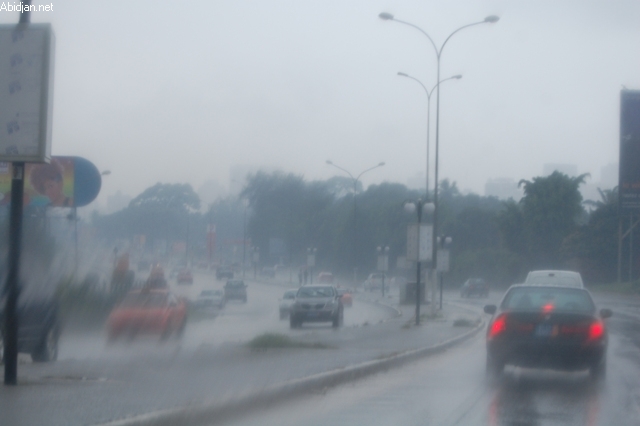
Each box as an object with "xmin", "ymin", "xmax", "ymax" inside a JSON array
[
  {"xmin": 0, "ymin": 24, "xmax": 55, "ymax": 163},
  {"xmin": 0, "ymin": 156, "xmax": 102, "ymax": 207},
  {"xmin": 620, "ymin": 90, "xmax": 640, "ymax": 214}
]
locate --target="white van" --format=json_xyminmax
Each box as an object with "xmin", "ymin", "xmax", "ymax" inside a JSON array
[{"xmin": 524, "ymin": 270, "xmax": 584, "ymax": 288}]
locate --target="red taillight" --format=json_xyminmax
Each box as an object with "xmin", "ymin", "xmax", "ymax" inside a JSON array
[
  {"xmin": 588, "ymin": 321, "xmax": 604, "ymax": 341},
  {"xmin": 541, "ymin": 303, "xmax": 554, "ymax": 314},
  {"xmin": 489, "ymin": 314, "xmax": 507, "ymax": 338}
]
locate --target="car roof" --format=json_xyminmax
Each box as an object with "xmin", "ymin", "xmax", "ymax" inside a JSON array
[{"xmin": 524, "ymin": 270, "xmax": 584, "ymax": 288}]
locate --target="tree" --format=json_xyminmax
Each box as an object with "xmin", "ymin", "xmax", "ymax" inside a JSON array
[{"xmin": 517, "ymin": 171, "xmax": 588, "ymax": 268}]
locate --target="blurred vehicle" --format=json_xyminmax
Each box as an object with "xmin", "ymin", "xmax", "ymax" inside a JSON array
[
  {"xmin": 524, "ymin": 270, "xmax": 584, "ymax": 288},
  {"xmin": 224, "ymin": 280, "xmax": 248, "ymax": 302},
  {"xmin": 484, "ymin": 284, "xmax": 611, "ymax": 380},
  {"xmin": 107, "ymin": 289, "xmax": 187, "ymax": 341},
  {"xmin": 260, "ymin": 266, "xmax": 276, "ymax": 278},
  {"xmin": 278, "ymin": 289, "xmax": 297, "ymax": 319},
  {"xmin": 144, "ymin": 265, "xmax": 168, "ymax": 289},
  {"xmin": 363, "ymin": 272, "xmax": 386, "ymax": 291},
  {"xmin": 196, "ymin": 289, "xmax": 225, "ymax": 309},
  {"xmin": 176, "ymin": 269, "xmax": 193, "ymax": 284},
  {"xmin": 216, "ymin": 266, "xmax": 234, "ymax": 280},
  {"xmin": 317, "ymin": 272, "xmax": 334, "ymax": 284},
  {"xmin": 290, "ymin": 285, "xmax": 343, "ymax": 329},
  {"xmin": 0, "ymin": 296, "xmax": 60, "ymax": 363},
  {"xmin": 337, "ymin": 288, "xmax": 352, "ymax": 307},
  {"xmin": 460, "ymin": 278, "xmax": 489, "ymax": 298}
]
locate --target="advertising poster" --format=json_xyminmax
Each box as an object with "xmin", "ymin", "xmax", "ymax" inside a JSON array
[
  {"xmin": 0, "ymin": 157, "xmax": 74, "ymax": 207},
  {"xmin": 619, "ymin": 90, "xmax": 640, "ymax": 213}
]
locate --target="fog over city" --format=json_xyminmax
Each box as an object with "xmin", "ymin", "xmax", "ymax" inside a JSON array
[{"xmin": 1, "ymin": 0, "xmax": 639, "ymax": 208}]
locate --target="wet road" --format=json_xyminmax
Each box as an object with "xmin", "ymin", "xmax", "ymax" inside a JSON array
[
  {"xmin": 58, "ymin": 272, "xmax": 391, "ymax": 360},
  {"xmin": 219, "ymin": 292, "xmax": 640, "ymax": 426}
]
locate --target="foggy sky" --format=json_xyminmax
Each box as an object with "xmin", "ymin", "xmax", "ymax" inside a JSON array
[{"xmin": 2, "ymin": 0, "xmax": 639, "ymax": 210}]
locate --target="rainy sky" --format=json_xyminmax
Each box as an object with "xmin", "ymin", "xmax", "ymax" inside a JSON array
[{"xmin": 1, "ymin": 0, "xmax": 639, "ymax": 210}]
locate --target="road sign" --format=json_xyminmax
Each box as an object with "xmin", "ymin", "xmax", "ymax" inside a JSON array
[
  {"xmin": 0, "ymin": 24, "xmax": 55, "ymax": 163},
  {"xmin": 437, "ymin": 249, "xmax": 450, "ymax": 272},
  {"xmin": 407, "ymin": 223, "xmax": 433, "ymax": 262}
]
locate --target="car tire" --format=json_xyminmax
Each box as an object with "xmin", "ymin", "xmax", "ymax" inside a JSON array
[
  {"xmin": 590, "ymin": 357, "xmax": 606, "ymax": 381},
  {"xmin": 485, "ymin": 355, "xmax": 504, "ymax": 379},
  {"xmin": 31, "ymin": 326, "xmax": 59, "ymax": 363},
  {"xmin": 332, "ymin": 310, "xmax": 343, "ymax": 328}
]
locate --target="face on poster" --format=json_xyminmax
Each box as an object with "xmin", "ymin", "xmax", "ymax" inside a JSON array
[{"xmin": 0, "ymin": 158, "xmax": 74, "ymax": 207}]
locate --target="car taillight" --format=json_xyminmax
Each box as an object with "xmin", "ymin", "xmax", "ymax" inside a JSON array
[
  {"xmin": 587, "ymin": 320, "xmax": 604, "ymax": 341},
  {"xmin": 489, "ymin": 314, "xmax": 507, "ymax": 338}
]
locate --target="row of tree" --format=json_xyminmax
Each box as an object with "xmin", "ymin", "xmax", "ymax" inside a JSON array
[{"xmin": 90, "ymin": 171, "xmax": 624, "ymax": 286}]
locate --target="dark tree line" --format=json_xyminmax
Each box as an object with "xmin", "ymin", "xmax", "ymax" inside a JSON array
[{"xmin": 90, "ymin": 171, "xmax": 623, "ymax": 286}]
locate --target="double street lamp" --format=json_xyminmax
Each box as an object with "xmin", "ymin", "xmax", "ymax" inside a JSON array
[
  {"xmin": 380, "ymin": 12, "xmax": 498, "ymax": 282},
  {"xmin": 397, "ymin": 72, "xmax": 461, "ymax": 200},
  {"xmin": 326, "ymin": 160, "xmax": 385, "ymax": 284}
]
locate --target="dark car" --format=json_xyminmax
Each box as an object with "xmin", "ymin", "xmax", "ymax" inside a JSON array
[
  {"xmin": 224, "ymin": 280, "xmax": 247, "ymax": 302},
  {"xmin": 484, "ymin": 284, "xmax": 611, "ymax": 380},
  {"xmin": 460, "ymin": 278, "xmax": 489, "ymax": 298},
  {"xmin": 289, "ymin": 285, "xmax": 343, "ymax": 329},
  {"xmin": 216, "ymin": 267, "xmax": 234, "ymax": 280},
  {"xmin": 0, "ymin": 296, "xmax": 60, "ymax": 363}
]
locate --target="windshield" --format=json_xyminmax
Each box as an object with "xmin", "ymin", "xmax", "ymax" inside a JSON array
[
  {"xmin": 2, "ymin": 3, "xmax": 637, "ymax": 426},
  {"xmin": 502, "ymin": 287, "xmax": 595, "ymax": 313}
]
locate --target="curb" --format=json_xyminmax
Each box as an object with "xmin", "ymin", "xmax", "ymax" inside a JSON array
[
  {"xmin": 94, "ymin": 317, "xmax": 484, "ymax": 426},
  {"xmin": 354, "ymin": 295, "xmax": 403, "ymax": 320}
]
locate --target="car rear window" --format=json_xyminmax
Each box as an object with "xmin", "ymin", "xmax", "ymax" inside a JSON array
[
  {"xmin": 526, "ymin": 274, "xmax": 581, "ymax": 287},
  {"xmin": 501, "ymin": 287, "xmax": 595, "ymax": 313},
  {"xmin": 297, "ymin": 286, "xmax": 335, "ymax": 298}
]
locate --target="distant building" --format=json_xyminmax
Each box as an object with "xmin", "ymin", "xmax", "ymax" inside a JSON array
[
  {"xmin": 600, "ymin": 163, "xmax": 618, "ymax": 189},
  {"xmin": 107, "ymin": 190, "xmax": 132, "ymax": 214},
  {"xmin": 543, "ymin": 163, "xmax": 578, "ymax": 177},
  {"xmin": 484, "ymin": 178, "xmax": 522, "ymax": 201}
]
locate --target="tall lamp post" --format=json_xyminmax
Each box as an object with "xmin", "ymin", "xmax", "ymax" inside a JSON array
[
  {"xmin": 380, "ymin": 12, "xmax": 498, "ymax": 289},
  {"xmin": 307, "ymin": 248, "xmax": 317, "ymax": 284},
  {"xmin": 326, "ymin": 160, "xmax": 385, "ymax": 284},
  {"xmin": 403, "ymin": 199, "xmax": 435, "ymax": 325},
  {"xmin": 397, "ymin": 72, "xmax": 461, "ymax": 199},
  {"xmin": 376, "ymin": 246, "xmax": 389, "ymax": 297},
  {"xmin": 436, "ymin": 235, "xmax": 452, "ymax": 310}
]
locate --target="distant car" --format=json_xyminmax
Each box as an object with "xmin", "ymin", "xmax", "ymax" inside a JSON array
[
  {"xmin": 0, "ymin": 296, "xmax": 60, "ymax": 363},
  {"xmin": 524, "ymin": 270, "xmax": 584, "ymax": 288},
  {"xmin": 176, "ymin": 269, "xmax": 193, "ymax": 284},
  {"xmin": 224, "ymin": 280, "xmax": 247, "ymax": 302},
  {"xmin": 216, "ymin": 267, "xmax": 234, "ymax": 280},
  {"xmin": 260, "ymin": 266, "xmax": 276, "ymax": 278},
  {"xmin": 290, "ymin": 285, "xmax": 343, "ymax": 329},
  {"xmin": 279, "ymin": 289, "xmax": 297, "ymax": 319},
  {"xmin": 484, "ymin": 284, "xmax": 611, "ymax": 380},
  {"xmin": 317, "ymin": 272, "xmax": 334, "ymax": 284},
  {"xmin": 107, "ymin": 289, "xmax": 187, "ymax": 341},
  {"xmin": 337, "ymin": 288, "xmax": 352, "ymax": 307},
  {"xmin": 196, "ymin": 289, "xmax": 225, "ymax": 309},
  {"xmin": 363, "ymin": 273, "xmax": 386, "ymax": 291},
  {"xmin": 460, "ymin": 278, "xmax": 489, "ymax": 298}
]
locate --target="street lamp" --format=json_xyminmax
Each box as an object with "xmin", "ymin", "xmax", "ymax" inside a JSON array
[
  {"xmin": 436, "ymin": 236, "xmax": 452, "ymax": 309},
  {"xmin": 376, "ymin": 245, "xmax": 390, "ymax": 297},
  {"xmin": 397, "ymin": 72, "xmax": 461, "ymax": 200},
  {"xmin": 326, "ymin": 160, "xmax": 385, "ymax": 284},
  {"xmin": 403, "ymin": 199, "xmax": 435, "ymax": 325},
  {"xmin": 242, "ymin": 199, "xmax": 249, "ymax": 278},
  {"xmin": 380, "ymin": 12, "xmax": 498, "ymax": 285},
  {"xmin": 307, "ymin": 247, "xmax": 317, "ymax": 284}
]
